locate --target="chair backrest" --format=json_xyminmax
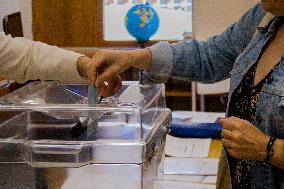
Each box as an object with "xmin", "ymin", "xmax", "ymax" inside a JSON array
[
  {"xmin": 2, "ymin": 12, "xmax": 23, "ymax": 37},
  {"xmin": 197, "ymin": 79, "xmax": 230, "ymax": 95}
]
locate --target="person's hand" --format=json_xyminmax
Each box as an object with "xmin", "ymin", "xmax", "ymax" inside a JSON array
[
  {"xmin": 76, "ymin": 55, "xmax": 123, "ymax": 97},
  {"xmin": 220, "ymin": 116, "xmax": 269, "ymax": 160},
  {"xmin": 90, "ymin": 49, "xmax": 151, "ymax": 97},
  {"xmin": 90, "ymin": 50, "xmax": 131, "ymax": 97}
]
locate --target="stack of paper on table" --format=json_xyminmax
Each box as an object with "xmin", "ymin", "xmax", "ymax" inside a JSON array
[
  {"xmin": 165, "ymin": 135, "xmax": 211, "ymax": 158},
  {"xmin": 154, "ymin": 111, "xmax": 225, "ymax": 189},
  {"xmin": 155, "ymin": 137, "xmax": 219, "ymax": 188}
]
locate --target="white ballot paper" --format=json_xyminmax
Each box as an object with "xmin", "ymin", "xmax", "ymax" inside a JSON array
[
  {"xmin": 158, "ymin": 174, "xmax": 217, "ymax": 184},
  {"xmin": 164, "ymin": 157, "xmax": 218, "ymax": 175},
  {"xmin": 165, "ymin": 135, "xmax": 211, "ymax": 158},
  {"xmin": 154, "ymin": 180, "xmax": 216, "ymax": 189},
  {"xmin": 158, "ymin": 156, "xmax": 217, "ymax": 184}
]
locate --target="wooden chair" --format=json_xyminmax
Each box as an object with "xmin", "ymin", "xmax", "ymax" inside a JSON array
[
  {"xmin": 192, "ymin": 79, "xmax": 229, "ymax": 112},
  {"xmin": 2, "ymin": 12, "xmax": 23, "ymax": 37}
]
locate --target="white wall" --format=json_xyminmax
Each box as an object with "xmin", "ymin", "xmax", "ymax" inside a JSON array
[
  {"xmin": 0, "ymin": 0, "xmax": 20, "ymax": 32},
  {"xmin": 19, "ymin": 0, "xmax": 32, "ymax": 39},
  {"xmin": 0, "ymin": 0, "xmax": 32, "ymax": 39}
]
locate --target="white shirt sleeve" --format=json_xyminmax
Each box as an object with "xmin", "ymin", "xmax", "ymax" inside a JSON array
[{"xmin": 0, "ymin": 32, "xmax": 88, "ymax": 84}]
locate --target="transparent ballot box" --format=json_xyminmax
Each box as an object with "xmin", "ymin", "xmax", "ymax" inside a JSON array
[{"xmin": 0, "ymin": 81, "xmax": 171, "ymax": 189}]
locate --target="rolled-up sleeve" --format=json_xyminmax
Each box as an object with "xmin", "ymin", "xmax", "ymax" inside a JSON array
[
  {"xmin": 146, "ymin": 41, "xmax": 173, "ymax": 83},
  {"xmin": 0, "ymin": 33, "xmax": 88, "ymax": 84}
]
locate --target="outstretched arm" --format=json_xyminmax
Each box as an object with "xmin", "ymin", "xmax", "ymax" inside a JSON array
[
  {"xmin": 0, "ymin": 33, "xmax": 89, "ymax": 84},
  {"xmin": 91, "ymin": 3, "xmax": 266, "ymax": 97}
]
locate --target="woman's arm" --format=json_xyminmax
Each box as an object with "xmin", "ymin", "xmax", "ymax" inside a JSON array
[
  {"xmin": 146, "ymin": 3, "xmax": 267, "ymax": 84},
  {"xmin": 93, "ymin": 3, "xmax": 267, "ymax": 97}
]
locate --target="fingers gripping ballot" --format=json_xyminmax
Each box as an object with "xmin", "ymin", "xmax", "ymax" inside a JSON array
[
  {"xmin": 95, "ymin": 63, "xmax": 123, "ymax": 95},
  {"xmin": 90, "ymin": 49, "xmax": 151, "ymax": 97},
  {"xmin": 88, "ymin": 50, "xmax": 130, "ymax": 97},
  {"xmin": 97, "ymin": 75, "xmax": 122, "ymax": 97},
  {"xmin": 78, "ymin": 48, "xmax": 151, "ymax": 97}
]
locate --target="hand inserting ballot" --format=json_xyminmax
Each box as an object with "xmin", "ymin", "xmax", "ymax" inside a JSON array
[{"xmin": 78, "ymin": 49, "xmax": 152, "ymax": 97}]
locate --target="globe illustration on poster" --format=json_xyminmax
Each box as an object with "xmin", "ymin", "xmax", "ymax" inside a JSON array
[{"xmin": 125, "ymin": 3, "xmax": 159, "ymax": 43}]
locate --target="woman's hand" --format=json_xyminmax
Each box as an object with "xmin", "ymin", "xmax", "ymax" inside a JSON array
[
  {"xmin": 76, "ymin": 55, "xmax": 123, "ymax": 97},
  {"xmin": 220, "ymin": 116, "xmax": 269, "ymax": 160},
  {"xmin": 81, "ymin": 49, "xmax": 151, "ymax": 97}
]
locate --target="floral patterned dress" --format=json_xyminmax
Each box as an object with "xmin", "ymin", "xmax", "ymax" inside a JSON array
[{"xmin": 227, "ymin": 62, "xmax": 279, "ymax": 189}]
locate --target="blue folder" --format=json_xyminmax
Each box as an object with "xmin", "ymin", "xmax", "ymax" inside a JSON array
[{"xmin": 169, "ymin": 122, "xmax": 222, "ymax": 139}]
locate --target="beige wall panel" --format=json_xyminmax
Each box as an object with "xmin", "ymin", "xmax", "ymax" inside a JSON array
[{"xmin": 193, "ymin": 0, "xmax": 259, "ymax": 40}]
